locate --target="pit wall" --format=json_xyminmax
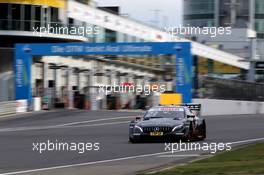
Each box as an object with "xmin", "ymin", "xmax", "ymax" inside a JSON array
[
  {"xmin": 193, "ymin": 99, "xmax": 264, "ymax": 116},
  {"xmin": 2, "ymin": 99, "xmax": 264, "ymax": 117}
]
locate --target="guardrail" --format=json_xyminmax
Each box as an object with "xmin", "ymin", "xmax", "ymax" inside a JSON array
[{"xmin": 0, "ymin": 101, "xmax": 16, "ymax": 117}]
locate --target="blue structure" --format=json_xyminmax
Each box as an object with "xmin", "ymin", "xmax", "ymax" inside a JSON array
[{"xmin": 14, "ymin": 42, "xmax": 192, "ymax": 109}]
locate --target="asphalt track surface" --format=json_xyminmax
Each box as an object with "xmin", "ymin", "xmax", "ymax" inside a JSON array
[{"xmin": 0, "ymin": 110, "xmax": 263, "ymax": 175}]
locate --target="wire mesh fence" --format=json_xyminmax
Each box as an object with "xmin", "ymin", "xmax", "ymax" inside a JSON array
[{"xmin": 195, "ymin": 76, "xmax": 264, "ymax": 101}]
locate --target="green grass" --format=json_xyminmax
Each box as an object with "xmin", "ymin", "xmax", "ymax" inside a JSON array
[{"xmin": 143, "ymin": 142, "xmax": 264, "ymax": 175}]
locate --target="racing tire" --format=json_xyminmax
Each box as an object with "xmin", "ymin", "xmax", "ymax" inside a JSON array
[
  {"xmin": 201, "ymin": 120, "xmax": 206, "ymax": 140},
  {"xmin": 182, "ymin": 122, "xmax": 194, "ymax": 142},
  {"xmin": 129, "ymin": 137, "xmax": 140, "ymax": 143}
]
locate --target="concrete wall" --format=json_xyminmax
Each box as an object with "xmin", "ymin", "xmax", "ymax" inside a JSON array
[{"xmin": 193, "ymin": 98, "xmax": 264, "ymax": 116}]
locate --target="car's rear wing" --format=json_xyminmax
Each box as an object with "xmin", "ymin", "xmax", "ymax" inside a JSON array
[{"xmin": 181, "ymin": 103, "xmax": 201, "ymax": 116}]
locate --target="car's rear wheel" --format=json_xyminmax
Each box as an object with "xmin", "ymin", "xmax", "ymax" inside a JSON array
[
  {"xmin": 197, "ymin": 120, "xmax": 206, "ymax": 141},
  {"xmin": 182, "ymin": 123, "xmax": 193, "ymax": 142},
  {"xmin": 202, "ymin": 121, "xmax": 206, "ymax": 139}
]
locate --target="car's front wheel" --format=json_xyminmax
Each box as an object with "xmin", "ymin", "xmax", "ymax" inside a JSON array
[{"xmin": 129, "ymin": 137, "xmax": 140, "ymax": 143}]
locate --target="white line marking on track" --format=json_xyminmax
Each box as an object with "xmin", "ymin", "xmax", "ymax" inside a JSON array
[
  {"xmin": 1, "ymin": 137, "xmax": 264, "ymax": 175},
  {"xmin": 54, "ymin": 116, "xmax": 135, "ymax": 127},
  {"xmin": 64, "ymin": 121, "xmax": 130, "ymax": 128},
  {"xmin": 230, "ymin": 137, "xmax": 264, "ymax": 145},
  {"xmin": 0, "ymin": 116, "xmax": 136, "ymax": 133},
  {"xmin": 157, "ymin": 154, "xmax": 200, "ymax": 158},
  {"xmin": 0, "ymin": 151, "xmax": 173, "ymax": 175},
  {"xmin": 0, "ymin": 121, "xmax": 131, "ymax": 132}
]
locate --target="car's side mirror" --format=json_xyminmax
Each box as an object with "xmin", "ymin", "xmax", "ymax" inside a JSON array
[{"xmin": 187, "ymin": 114, "xmax": 195, "ymax": 121}]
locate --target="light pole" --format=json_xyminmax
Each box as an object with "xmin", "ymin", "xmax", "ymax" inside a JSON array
[{"xmin": 247, "ymin": 29, "xmax": 257, "ymax": 82}]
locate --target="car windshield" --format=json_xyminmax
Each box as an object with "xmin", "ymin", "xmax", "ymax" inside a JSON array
[{"xmin": 144, "ymin": 108, "xmax": 185, "ymax": 119}]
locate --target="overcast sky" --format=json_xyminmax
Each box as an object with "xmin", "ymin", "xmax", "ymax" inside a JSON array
[{"xmin": 94, "ymin": 0, "xmax": 183, "ymax": 28}]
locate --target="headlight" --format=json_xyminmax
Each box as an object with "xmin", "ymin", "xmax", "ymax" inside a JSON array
[
  {"xmin": 134, "ymin": 125, "xmax": 143, "ymax": 133},
  {"xmin": 172, "ymin": 124, "xmax": 184, "ymax": 132}
]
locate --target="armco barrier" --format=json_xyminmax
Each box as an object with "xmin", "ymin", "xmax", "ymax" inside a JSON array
[
  {"xmin": 193, "ymin": 98, "xmax": 264, "ymax": 116},
  {"xmin": 0, "ymin": 101, "xmax": 16, "ymax": 116}
]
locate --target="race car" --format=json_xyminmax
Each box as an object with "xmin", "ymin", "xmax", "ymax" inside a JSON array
[{"xmin": 129, "ymin": 104, "xmax": 206, "ymax": 143}]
